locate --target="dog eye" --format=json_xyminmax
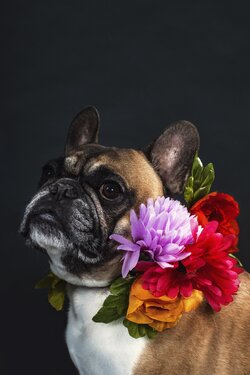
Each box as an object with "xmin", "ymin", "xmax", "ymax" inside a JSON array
[
  {"xmin": 99, "ymin": 181, "xmax": 123, "ymax": 201},
  {"xmin": 39, "ymin": 165, "xmax": 56, "ymax": 186},
  {"xmin": 43, "ymin": 165, "xmax": 55, "ymax": 179}
]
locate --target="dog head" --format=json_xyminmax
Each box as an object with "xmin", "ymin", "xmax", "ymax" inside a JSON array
[{"xmin": 20, "ymin": 107, "xmax": 199, "ymax": 287}]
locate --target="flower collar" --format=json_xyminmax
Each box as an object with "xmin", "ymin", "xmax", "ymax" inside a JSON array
[{"xmin": 36, "ymin": 155, "xmax": 243, "ymax": 339}]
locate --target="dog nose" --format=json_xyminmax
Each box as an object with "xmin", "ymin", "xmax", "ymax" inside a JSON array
[{"xmin": 49, "ymin": 182, "xmax": 78, "ymax": 200}]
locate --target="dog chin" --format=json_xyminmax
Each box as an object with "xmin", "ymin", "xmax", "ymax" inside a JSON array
[
  {"xmin": 49, "ymin": 255, "xmax": 113, "ymax": 288},
  {"xmin": 29, "ymin": 224, "xmax": 68, "ymax": 251},
  {"xmin": 51, "ymin": 267, "xmax": 113, "ymax": 287}
]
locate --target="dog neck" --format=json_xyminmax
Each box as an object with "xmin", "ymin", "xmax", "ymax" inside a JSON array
[{"xmin": 66, "ymin": 284, "xmax": 147, "ymax": 375}]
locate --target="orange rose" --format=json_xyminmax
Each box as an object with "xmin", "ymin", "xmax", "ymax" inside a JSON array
[
  {"xmin": 190, "ymin": 192, "xmax": 239, "ymax": 250},
  {"xmin": 126, "ymin": 277, "xmax": 203, "ymax": 332}
]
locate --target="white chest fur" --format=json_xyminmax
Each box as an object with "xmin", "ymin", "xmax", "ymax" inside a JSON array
[{"xmin": 66, "ymin": 286, "xmax": 147, "ymax": 375}]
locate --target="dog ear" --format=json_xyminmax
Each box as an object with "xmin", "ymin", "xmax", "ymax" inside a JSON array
[
  {"xmin": 145, "ymin": 121, "xmax": 200, "ymax": 194},
  {"xmin": 65, "ymin": 106, "xmax": 100, "ymax": 155}
]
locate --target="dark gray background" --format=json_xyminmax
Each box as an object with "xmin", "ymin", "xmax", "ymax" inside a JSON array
[{"xmin": 1, "ymin": 1, "xmax": 250, "ymax": 374}]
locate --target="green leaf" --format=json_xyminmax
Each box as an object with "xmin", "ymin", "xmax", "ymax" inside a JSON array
[
  {"xmin": 35, "ymin": 272, "xmax": 56, "ymax": 289},
  {"xmin": 193, "ymin": 185, "xmax": 211, "ymax": 202},
  {"xmin": 229, "ymin": 253, "xmax": 244, "ymax": 268},
  {"xmin": 183, "ymin": 179, "xmax": 194, "ymax": 205},
  {"xmin": 145, "ymin": 326, "xmax": 158, "ymax": 339},
  {"xmin": 202, "ymin": 162, "xmax": 214, "ymax": 177},
  {"xmin": 201, "ymin": 164, "xmax": 215, "ymax": 187},
  {"xmin": 92, "ymin": 306, "xmax": 122, "ymax": 323},
  {"xmin": 138, "ymin": 324, "xmax": 146, "ymax": 336},
  {"xmin": 92, "ymin": 277, "xmax": 133, "ymax": 324},
  {"xmin": 192, "ymin": 155, "xmax": 203, "ymax": 182},
  {"xmin": 48, "ymin": 281, "xmax": 65, "ymax": 311},
  {"xmin": 109, "ymin": 277, "xmax": 134, "ymax": 296},
  {"xmin": 184, "ymin": 154, "xmax": 215, "ymax": 207},
  {"xmin": 103, "ymin": 295, "xmax": 121, "ymax": 307},
  {"xmin": 123, "ymin": 319, "xmax": 144, "ymax": 338},
  {"xmin": 103, "ymin": 294, "xmax": 128, "ymax": 316},
  {"xmin": 35, "ymin": 272, "xmax": 67, "ymax": 311},
  {"xmin": 123, "ymin": 319, "xmax": 158, "ymax": 339}
]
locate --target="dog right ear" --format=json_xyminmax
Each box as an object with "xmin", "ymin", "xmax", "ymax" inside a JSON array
[
  {"xmin": 144, "ymin": 121, "xmax": 200, "ymax": 195},
  {"xmin": 65, "ymin": 106, "xmax": 100, "ymax": 155}
]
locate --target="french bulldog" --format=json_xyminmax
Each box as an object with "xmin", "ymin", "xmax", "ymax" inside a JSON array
[{"xmin": 20, "ymin": 107, "xmax": 250, "ymax": 375}]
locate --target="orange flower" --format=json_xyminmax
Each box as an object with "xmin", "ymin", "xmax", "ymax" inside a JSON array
[
  {"xmin": 126, "ymin": 277, "xmax": 203, "ymax": 332},
  {"xmin": 190, "ymin": 192, "xmax": 239, "ymax": 250}
]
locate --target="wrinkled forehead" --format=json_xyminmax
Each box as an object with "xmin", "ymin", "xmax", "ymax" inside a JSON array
[{"xmin": 64, "ymin": 145, "xmax": 164, "ymax": 202}]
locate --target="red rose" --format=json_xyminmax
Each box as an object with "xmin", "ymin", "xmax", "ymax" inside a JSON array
[{"xmin": 190, "ymin": 192, "xmax": 239, "ymax": 250}]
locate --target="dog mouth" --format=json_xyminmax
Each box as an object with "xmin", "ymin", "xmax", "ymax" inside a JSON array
[
  {"xmin": 20, "ymin": 208, "xmax": 64, "ymax": 237},
  {"xmin": 36, "ymin": 212, "xmax": 57, "ymax": 223},
  {"xmin": 20, "ymin": 185, "xmax": 109, "ymax": 264},
  {"xmin": 19, "ymin": 181, "xmax": 123, "ymax": 282}
]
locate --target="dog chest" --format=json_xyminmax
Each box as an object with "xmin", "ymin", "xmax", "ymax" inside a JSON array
[{"xmin": 66, "ymin": 286, "xmax": 147, "ymax": 375}]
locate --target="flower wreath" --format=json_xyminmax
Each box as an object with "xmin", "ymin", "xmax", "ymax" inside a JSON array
[{"xmin": 36, "ymin": 155, "xmax": 243, "ymax": 339}]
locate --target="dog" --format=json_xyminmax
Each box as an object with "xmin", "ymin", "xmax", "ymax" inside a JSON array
[{"xmin": 20, "ymin": 106, "xmax": 250, "ymax": 375}]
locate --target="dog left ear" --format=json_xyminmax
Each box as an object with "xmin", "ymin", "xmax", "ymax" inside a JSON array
[
  {"xmin": 145, "ymin": 121, "xmax": 200, "ymax": 194},
  {"xmin": 65, "ymin": 106, "xmax": 100, "ymax": 155}
]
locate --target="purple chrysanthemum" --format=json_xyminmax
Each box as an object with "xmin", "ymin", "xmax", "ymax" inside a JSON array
[{"xmin": 110, "ymin": 196, "xmax": 199, "ymax": 278}]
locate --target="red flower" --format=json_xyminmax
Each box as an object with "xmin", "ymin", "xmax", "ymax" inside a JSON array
[
  {"xmin": 183, "ymin": 221, "xmax": 242, "ymax": 312},
  {"xmin": 136, "ymin": 222, "xmax": 243, "ymax": 312},
  {"xmin": 190, "ymin": 192, "xmax": 239, "ymax": 250}
]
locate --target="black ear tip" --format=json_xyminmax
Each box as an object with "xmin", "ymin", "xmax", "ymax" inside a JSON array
[
  {"xmin": 78, "ymin": 105, "xmax": 100, "ymax": 123},
  {"xmin": 171, "ymin": 120, "xmax": 199, "ymax": 132},
  {"xmin": 145, "ymin": 119, "xmax": 200, "ymax": 194},
  {"xmin": 65, "ymin": 106, "xmax": 100, "ymax": 154},
  {"xmin": 84, "ymin": 105, "xmax": 99, "ymax": 115},
  {"xmin": 171, "ymin": 120, "xmax": 200, "ymax": 148}
]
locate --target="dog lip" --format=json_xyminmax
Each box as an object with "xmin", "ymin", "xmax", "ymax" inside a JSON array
[
  {"xmin": 35, "ymin": 212, "xmax": 57, "ymax": 223},
  {"xmin": 20, "ymin": 209, "xmax": 63, "ymax": 237},
  {"xmin": 31, "ymin": 209, "xmax": 63, "ymax": 227},
  {"xmin": 30, "ymin": 208, "xmax": 59, "ymax": 220}
]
